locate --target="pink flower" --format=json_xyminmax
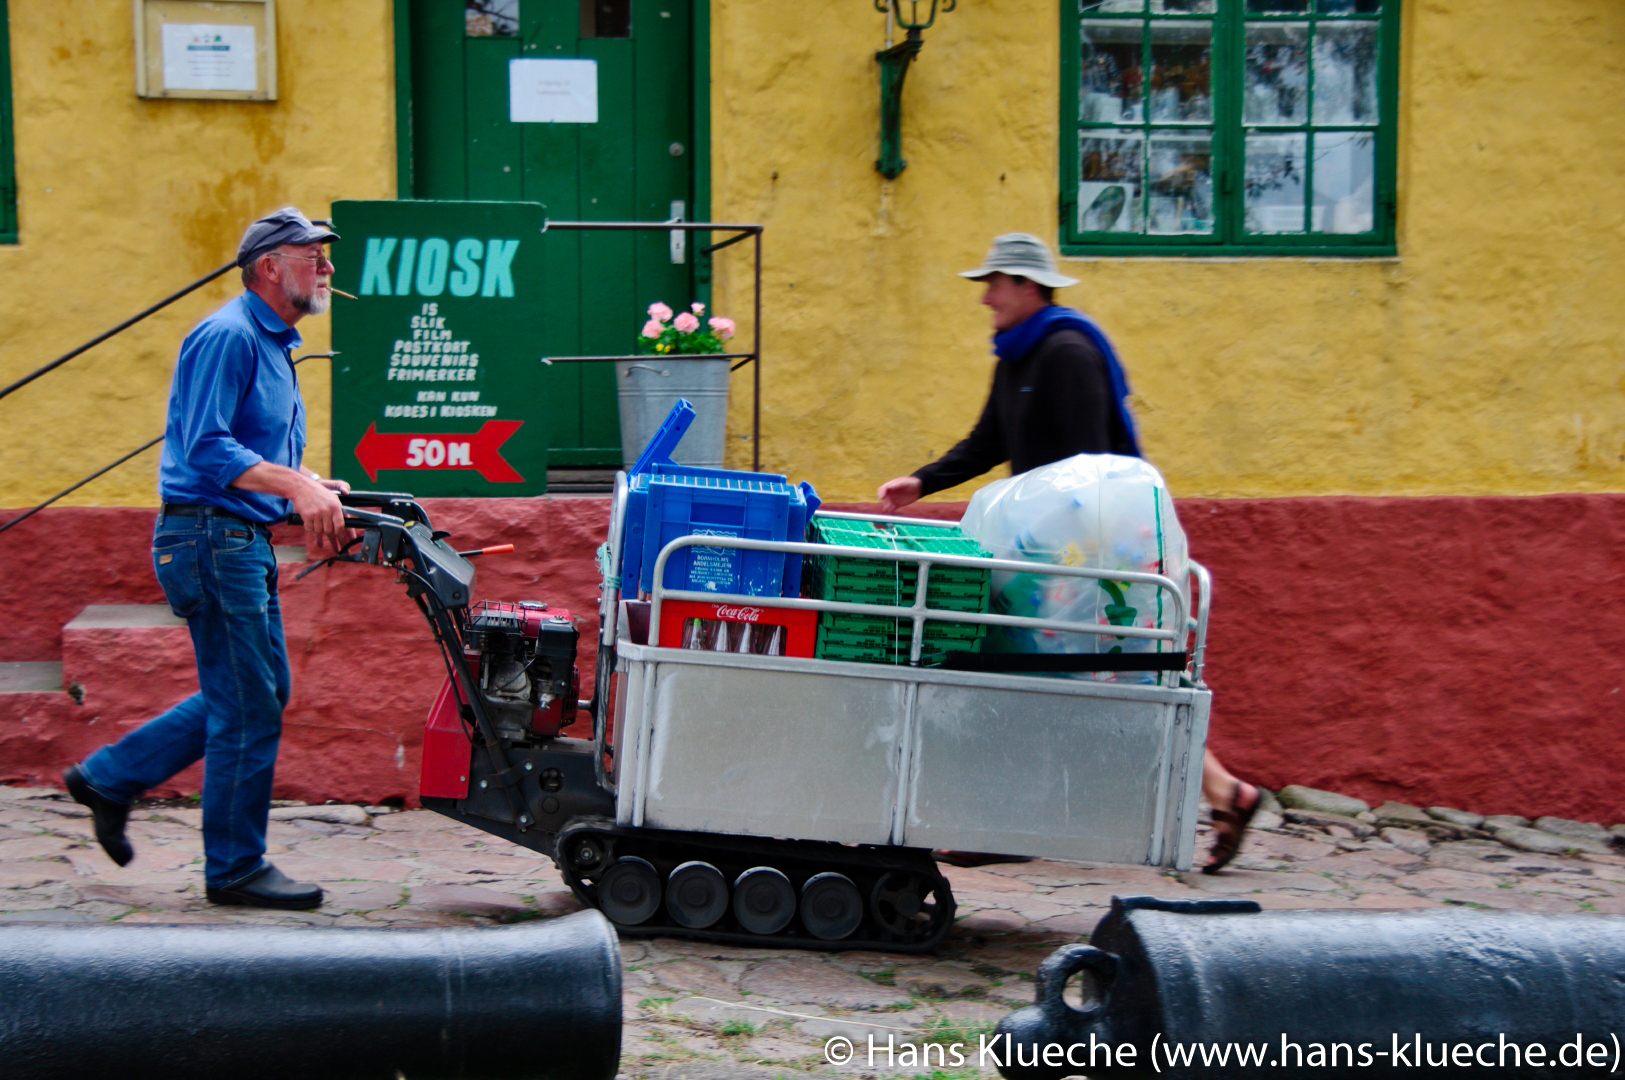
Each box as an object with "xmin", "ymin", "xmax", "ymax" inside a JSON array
[
  {"xmin": 708, "ymin": 316, "xmax": 736, "ymax": 340},
  {"xmin": 674, "ymin": 312, "xmax": 700, "ymax": 333},
  {"xmin": 648, "ymin": 301, "xmax": 673, "ymax": 323},
  {"xmin": 641, "ymin": 319, "xmax": 665, "ymax": 339},
  {"xmin": 691, "ymin": 301, "xmax": 705, "ymax": 314}
]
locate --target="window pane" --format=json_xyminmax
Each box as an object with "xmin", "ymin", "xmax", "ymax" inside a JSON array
[
  {"xmin": 581, "ymin": 0, "xmax": 631, "ymax": 38},
  {"xmin": 1317, "ymin": 0, "xmax": 1381, "ymax": 12},
  {"xmin": 1151, "ymin": 0, "xmax": 1215, "ymax": 12},
  {"xmin": 1081, "ymin": 21, "xmax": 1146, "ymax": 123},
  {"xmin": 1245, "ymin": 133, "xmax": 1307, "ymax": 232},
  {"xmin": 466, "ymin": 0, "xmax": 519, "ymax": 37},
  {"xmin": 1245, "ymin": 23, "xmax": 1309, "ymax": 125},
  {"xmin": 1247, "ymin": 0, "xmax": 1309, "ymax": 11},
  {"xmin": 1081, "ymin": 0, "xmax": 1145, "ymax": 12},
  {"xmin": 1150, "ymin": 21, "xmax": 1212, "ymax": 122},
  {"xmin": 1312, "ymin": 131, "xmax": 1375, "ymax": 233},
  {"xmin": 1148, "ymin": 132, "xmax": 1214, "ymax": 234},
  {"xmin": 1313, "ymin": 22, "xmax": 1379, "ymax": 123},
  {"xmin": 1079, "ymin": 131, "xmax": 1145, "ymax": 233}
]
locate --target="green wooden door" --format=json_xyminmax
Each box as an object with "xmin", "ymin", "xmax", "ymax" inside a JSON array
[{"xmin": 405, "ymin": 0, "xmax": 699, "ymax": 465}]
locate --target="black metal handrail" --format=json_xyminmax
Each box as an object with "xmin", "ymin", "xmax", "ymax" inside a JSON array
[
  {"xmin": 539, "ymin": 221, "xmax": 764, "ymax": 472},
  {"xmin": 0, "ymin": 352, "xmax": 335, "ymax": 536},
  {"xmin": 0, "ymin": 261, "xmax": 236, "ymax": 403}
]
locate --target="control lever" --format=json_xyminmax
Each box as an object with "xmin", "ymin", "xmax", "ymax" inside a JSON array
[{"xmin": 457, "ymin": 543, "xmax": 515, "ymax": 558}]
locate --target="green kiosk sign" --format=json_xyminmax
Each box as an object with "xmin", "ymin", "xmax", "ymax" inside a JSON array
[{"xmin": 330, "ymin": 200, "xmax": 547, "ymax": 495}]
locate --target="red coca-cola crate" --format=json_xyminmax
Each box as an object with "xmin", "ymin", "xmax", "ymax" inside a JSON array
[{"xmin": 656, "ymin": 599, "xmax": 816, "ymax": 658}]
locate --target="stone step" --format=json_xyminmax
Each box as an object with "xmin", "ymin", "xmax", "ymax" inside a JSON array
[
  {"xmin": 0, "ymin": 661, "xmax": 63, "ymax": 694},
  {"xmin": 62, "ymin": 605, "xmax": 195, "ymax": 718},
  {"xmin": 64, "ymin": 604, "xmax": 185, "ymax": 631}
]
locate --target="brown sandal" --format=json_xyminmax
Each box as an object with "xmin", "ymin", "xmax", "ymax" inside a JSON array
[{"xmin": 1202, "ymin": 781, "xmax": 1259, "ymax": 875}]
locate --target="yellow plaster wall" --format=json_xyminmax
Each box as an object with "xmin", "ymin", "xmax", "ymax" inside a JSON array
[
  {"xmin": 712, "ymin": 0, "xmax": 1625, "ymax": 501},
  {"xmin": 0, "ymin": 0, "xmax": 396, "ymax": 508},
  {"xmin": 3, "ymin": 1, "xmax": 1619, "ymax": 509}
]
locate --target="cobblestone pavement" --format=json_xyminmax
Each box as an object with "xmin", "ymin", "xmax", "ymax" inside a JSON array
[{"xmin": 6, "ymin": 784, "xmax": 1625, "ymax": 1079}]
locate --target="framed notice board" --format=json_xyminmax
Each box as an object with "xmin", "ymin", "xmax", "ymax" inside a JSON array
[
  {"xmin": 330, "ymin": 200, "xmax": 548, "ymax": 496},
  {"xmin": 135, "ymin": 0, "xmax": 278, "ymax": 101}
]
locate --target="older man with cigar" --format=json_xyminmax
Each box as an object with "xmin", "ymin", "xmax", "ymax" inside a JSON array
[{"xmin": 63, "ymin": 208, "xmax": 352, "ymax": 909}]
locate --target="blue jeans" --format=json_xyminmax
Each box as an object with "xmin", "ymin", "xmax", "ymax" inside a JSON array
[{"xmin": 80, "ymin": 511, "xmax": 290, "ymax": 888}]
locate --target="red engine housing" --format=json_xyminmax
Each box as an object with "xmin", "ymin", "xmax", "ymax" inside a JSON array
[{"xmin": 419, "ymin": 602, "xmax": 579, "ymax": 801}]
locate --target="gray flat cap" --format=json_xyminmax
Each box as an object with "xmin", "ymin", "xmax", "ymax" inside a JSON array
[
  {"xmin": 959, "ymin": 232, "xmax": 1078, "ymax": 289},
  {"xmin": 236, "ymin": 207, "xmax": 340, "ymax": 268}
]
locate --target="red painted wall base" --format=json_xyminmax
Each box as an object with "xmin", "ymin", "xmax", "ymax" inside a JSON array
[{"xmin": 2, "ymin": 493, "xmax": 1621, "ymax": 823}]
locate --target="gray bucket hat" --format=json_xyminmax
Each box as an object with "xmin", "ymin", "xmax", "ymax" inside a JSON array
[
  {"xmin": 236, "ymin": 207, "xmax": 340, "ymax": 268},
  {"xmin": 958, "ymin": 232, "xmax": 1078, "ymax": 289}
]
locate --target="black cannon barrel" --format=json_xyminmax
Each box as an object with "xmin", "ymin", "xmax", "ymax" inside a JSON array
[
  {"xmin": 995, "ymin": 895, "xmax": 1625, "ymax": 1079},
  {"xmin": 0, "ymin": 909, "xmax": 621, "ymax": 1080}
]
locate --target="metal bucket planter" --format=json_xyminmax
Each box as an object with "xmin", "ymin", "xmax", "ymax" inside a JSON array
[{"xmin": 616, "ymin": 356, "xmax": 729, "ymax": 469}]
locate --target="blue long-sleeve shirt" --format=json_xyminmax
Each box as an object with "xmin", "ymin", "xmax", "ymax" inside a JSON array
[{"xmin": 157, "ymin": 291, "xmax": 306, "ymax": 523}]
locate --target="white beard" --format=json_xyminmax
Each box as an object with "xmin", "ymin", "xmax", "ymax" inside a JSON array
[{"xmin": 285, "ymin": 277, "xmax": 331, "ymax": 316}]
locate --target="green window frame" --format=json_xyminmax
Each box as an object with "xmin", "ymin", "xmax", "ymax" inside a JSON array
[
  {"xmin": 1060, "ymin": 0, "xmax": 1399, "ymax": 257},
  {"xmin": 0, "ymin": 0, "xmax": 16, "ymax": 243}
]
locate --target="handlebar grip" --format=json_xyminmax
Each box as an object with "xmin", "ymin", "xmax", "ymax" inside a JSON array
[
  {"xmin": 341, "ymin": 507, "xmax": 401, "ymax": 527},
  {"xmin": 339, "ymin": 490, "xmax": 418, "ymax": 508}
]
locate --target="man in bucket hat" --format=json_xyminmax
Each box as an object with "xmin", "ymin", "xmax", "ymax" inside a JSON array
[
  {"xmin": 877, "ymin": 232, "xmax": 1139, "ymax": 512},
  {"xmin": 61, "ymin": 207, "xmax": 353, "ymax": 910},
  {"xmin": 877, "ymin": 232, "xmax": 1260, "ymax": 873}
]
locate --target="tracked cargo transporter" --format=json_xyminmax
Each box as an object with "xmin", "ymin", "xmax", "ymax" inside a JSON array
[{"xmin": 315, "ymin": 478, "xmax": 1212, "ymax": 953}]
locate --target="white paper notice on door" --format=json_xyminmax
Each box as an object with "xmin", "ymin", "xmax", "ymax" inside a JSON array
[
  {"xmin": 161, "ymin": 23, "xmax": 259, "ymax": 92},
  {"xmin": 509, "ymin": 59, "xmax": 598, "ymax": 124}
]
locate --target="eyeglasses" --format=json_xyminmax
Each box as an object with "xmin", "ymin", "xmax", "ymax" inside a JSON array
[{"xmin": 268, "ymin": 250, "xmax": 334, "ymax": 269}]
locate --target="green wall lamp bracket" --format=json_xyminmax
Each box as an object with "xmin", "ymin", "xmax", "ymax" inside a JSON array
[{"xmin": 874, "ymin": 0, "xmax": 955, "ymax": 181}]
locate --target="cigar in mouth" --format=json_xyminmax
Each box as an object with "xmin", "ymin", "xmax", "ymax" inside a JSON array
[{"xmin": 329, "ymin": 287, "xmax": 358, "ymax": 300}]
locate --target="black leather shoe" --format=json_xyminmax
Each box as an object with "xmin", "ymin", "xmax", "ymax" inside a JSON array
[
  {"xmin": 63, "ymin": 764, "xmax": 133, "ymax": 867},
  {"xmin": 206, "ymin": 863, "xmax": 324, "ymax": 910}
]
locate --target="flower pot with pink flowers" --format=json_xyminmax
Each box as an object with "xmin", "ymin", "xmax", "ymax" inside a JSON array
[{"xmin": 616, "ymin": 301, "xmax": 737, "ymax": 470}]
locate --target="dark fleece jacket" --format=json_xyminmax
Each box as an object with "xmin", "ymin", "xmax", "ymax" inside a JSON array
[{"xmin": 912, "ymin": 328, "xmax": 1138, "ymax": 497}]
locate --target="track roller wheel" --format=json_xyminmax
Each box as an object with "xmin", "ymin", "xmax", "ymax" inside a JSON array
[
  {"xmin": 666, "ymin": 860, "xmax": 729, "ymax": 929},
  {"xmin": 799, "ymin": 872, "xmax": 863, "ymax": 941},
  {"xmin": 732, "ymin": 866, "xmax": 796, "ymax": 935},
  {"xmin": 565, "ymin": 834, "xmax": 608, "ymax": 876},
  {"xmin": 599, "ymin": 856, "xmax": 661, "ymax": 925},
  {"xmin": 870, "ymin": 869, "xmax": 952, "ymax": 945}
]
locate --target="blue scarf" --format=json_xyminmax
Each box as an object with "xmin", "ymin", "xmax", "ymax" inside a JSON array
[{"xmin": 991, "ymin": 304, "xmax": 1141, "ymax": 457}]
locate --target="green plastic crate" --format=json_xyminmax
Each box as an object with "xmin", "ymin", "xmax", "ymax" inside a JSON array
[
  {"xmin": 818, "ymin": 613, "xmax": 985, "ymax": 643},
  {"xmin": 812, "ymin": 634, "xmax": 954, "ymax": 667},
  {"xmin": 807, "ymin": 517, "xmax": 992, "ymax": 665}
]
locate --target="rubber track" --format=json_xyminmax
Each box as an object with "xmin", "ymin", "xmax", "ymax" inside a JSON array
[{"xmin": 554, "ymin": 818, "xmax": 957, "ymax": 954}]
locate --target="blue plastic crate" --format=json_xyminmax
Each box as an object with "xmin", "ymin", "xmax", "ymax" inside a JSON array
[
  {"xmin": 629, "ymin": 398, "xmax": 695, "ymax": 477},
  {"xmin": 621, "ymin": 463, "xmax": 793, "ymax": 598},
  {"xmin": 782, "ymin": 480, "xmax": 821, "ymax": 596},
  {"xmin": 641, "ymin": 472, "xmax": 793, "ymax": 596}
]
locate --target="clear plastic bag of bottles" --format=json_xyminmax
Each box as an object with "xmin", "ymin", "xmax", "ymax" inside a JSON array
[{"xmin": 960, "ymin": 453, "xmax": 1188, "ymax": 684}]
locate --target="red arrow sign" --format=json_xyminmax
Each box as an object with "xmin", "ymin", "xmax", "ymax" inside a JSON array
[{"xmin": 354, "ymin": 420, "xmax": 526, "ymax": 483}]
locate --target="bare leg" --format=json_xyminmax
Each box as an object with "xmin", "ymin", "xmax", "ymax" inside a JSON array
[{"xmin": 1203, "ymin": 750, "xmax": 1242, "ymax": 812}]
